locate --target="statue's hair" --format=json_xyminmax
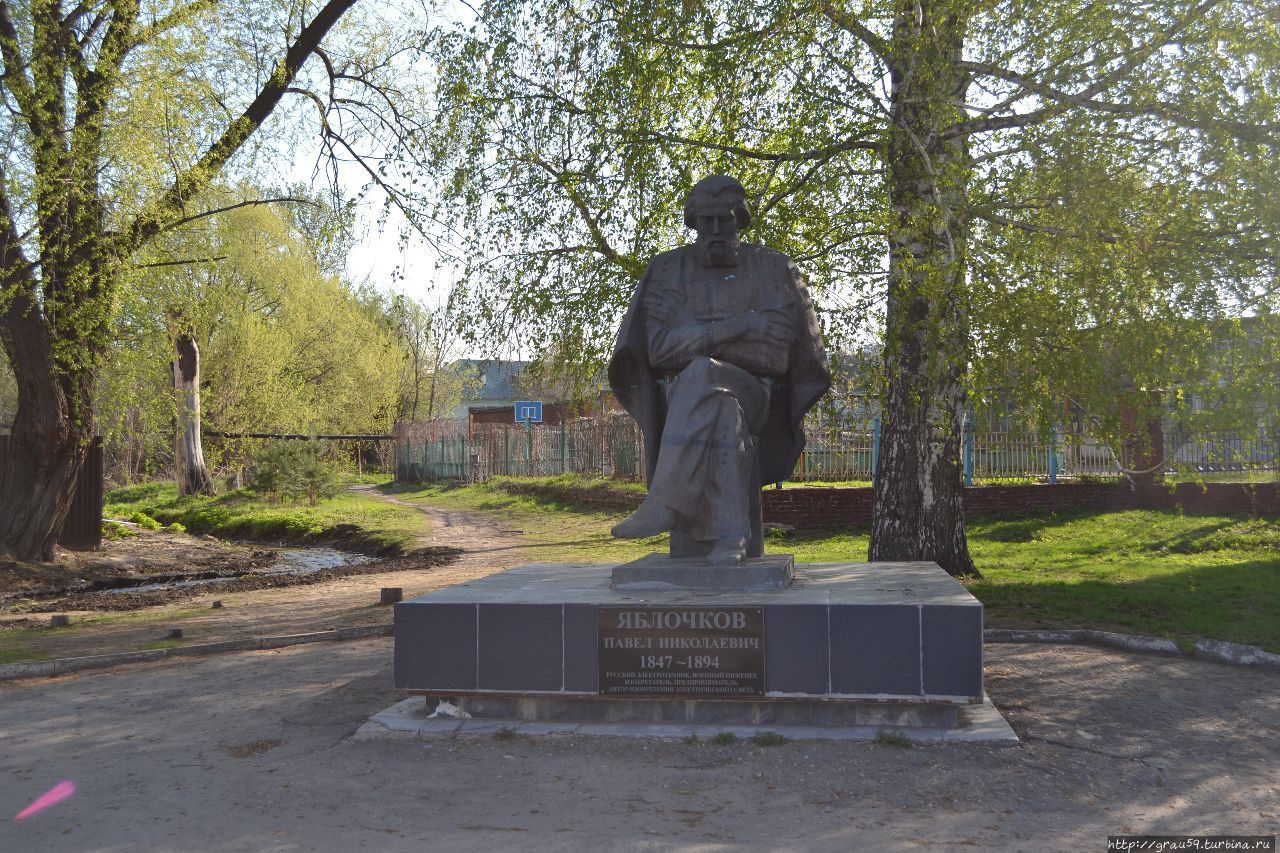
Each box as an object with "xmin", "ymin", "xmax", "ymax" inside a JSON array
[{"xmin": 683, "ymin": 175, "xmax": 752, "ymax": 230}]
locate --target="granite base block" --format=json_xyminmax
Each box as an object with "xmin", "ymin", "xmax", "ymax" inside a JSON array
[{"xmin": 394, "ymin": 561, "xmax": 986, "ymax": 728}]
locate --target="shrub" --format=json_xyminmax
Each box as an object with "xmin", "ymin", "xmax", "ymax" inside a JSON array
[
  {"xmin": 128, "ymin": 511, "xmax": 162, "ymax": 530},
  {"xmin": 246, "ymin": 444, "xmax": 295, "ymax": 502},
  {"xmin": 102, "ymin": 521, "xmax": 139, "ymax": 540},
  {"xmin": 293, "ymin": 445, "xmax": 342, "ymax": 507},
  {"xmin": 246, "ymin": 441, "xmax": 342, "ymax": 506}
]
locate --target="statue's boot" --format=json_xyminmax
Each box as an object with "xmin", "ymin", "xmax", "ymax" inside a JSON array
[
  {"xmin": 611, "ymin": 500, "xmax": 675, "ymax": 539},
  {"xmin": 706, "ymin": 534, "xmax": 748, "ymax": 565}
]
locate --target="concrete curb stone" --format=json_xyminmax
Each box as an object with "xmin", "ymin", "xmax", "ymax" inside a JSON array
[
  {"xmin": 984, "ymin": 628, "xmax": 1280, "ymax": 672},
  {"xmin": 0, "ymin": 623, "xmax": 392, "ymax": 681}
]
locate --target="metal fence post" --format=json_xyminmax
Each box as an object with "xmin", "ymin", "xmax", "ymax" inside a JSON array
[
  {"xmin": 1048, "ymin": 428, "xmax": 1059, "ymax": 484},
  {"xmin": 871, "ymin": 417, "xmax": 881, "ymax": 481},
  {"xmin": 560, "ymin": 419, "xmax": 567, "ymax": 475},
  {"xmin": 963, "ymin": 418, "xmax": 975, "ymax": 486}
]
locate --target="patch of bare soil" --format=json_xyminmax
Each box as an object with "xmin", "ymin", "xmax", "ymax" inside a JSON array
[
  {"xmin": 0, "ymin": 529, "xmax": 278, "ymax": 598},
  {"xmin": 21, "ymin": 547, "xmax": 461, "ymax": 612},
  {"xmin": 0, "ymin": 527, "xmax": 460, "ymax": 613},
  {"xmin": 0, "ymin": 494, "xmax": 528, "ymax": 661}
]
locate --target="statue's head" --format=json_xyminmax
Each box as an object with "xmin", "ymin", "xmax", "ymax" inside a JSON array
[{"xmin": 684, "ymin": 175, "xmax": 751, "ymax": 267}]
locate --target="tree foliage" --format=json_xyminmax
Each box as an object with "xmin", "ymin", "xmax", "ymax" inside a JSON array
[
  {"xmin": 384, "ymin": 292, "xmax": 468, "ymax": 422},
  {"xmin": 101, "ymin": 191, "xmax": 404, "ymax": 483},
  {"xmin": 417, "ymin": 0, "xmax": 1279, "ymax": 573},
  {"xmin": 0, "ymin": 0, "xmax": 436, "ymax": 559}
]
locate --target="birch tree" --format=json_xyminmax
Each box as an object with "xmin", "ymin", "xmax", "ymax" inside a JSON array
[{"xmin": 421, "ymin": 0, "xmax": 1279, "ymax": 575}]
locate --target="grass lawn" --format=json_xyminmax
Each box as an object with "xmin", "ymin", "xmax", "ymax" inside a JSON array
[
  {"xmin": 383, "ymin": 476, "xmax": 661, "ymax": 563},
  {"xmin": 385, "ymin": 476, "xmax": 1280, "ymax": 653},
  {"xmin": 104, "ymin": 480, "xmax": 427, "ymax": 554}
]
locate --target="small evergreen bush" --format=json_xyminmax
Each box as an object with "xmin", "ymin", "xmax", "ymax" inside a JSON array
[{"xmin": 247, "ymin": 441, "xmax": 342, "ymax": 506}]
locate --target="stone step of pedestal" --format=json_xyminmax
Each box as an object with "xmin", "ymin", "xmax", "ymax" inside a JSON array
[
  {"xmin": 450, "ymin": 695, "xmax": 958, "ymax": 728},
  {"xmin": 358, "ymin": 696, "xmax": 1020, "ymax": 744}
]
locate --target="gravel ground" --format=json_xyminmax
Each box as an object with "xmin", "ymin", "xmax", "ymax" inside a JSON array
[{"xmin": 1, "ymin": 639, "xmax": 1276, "ymax": 852}]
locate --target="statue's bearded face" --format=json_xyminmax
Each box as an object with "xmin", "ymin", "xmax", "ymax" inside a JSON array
[{"xmin": 692, "ymin": 199, "xmax": 741, "ymax": 267}]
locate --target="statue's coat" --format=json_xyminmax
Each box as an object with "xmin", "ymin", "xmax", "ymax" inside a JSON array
[{"xmin": 607, "ymin": 243, "xmax": 831, "ymax": 488}]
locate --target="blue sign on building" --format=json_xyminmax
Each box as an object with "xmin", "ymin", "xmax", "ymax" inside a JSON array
[{"xmin": 514, "ymin": 401, "xmax": 543, "ymax": 424}]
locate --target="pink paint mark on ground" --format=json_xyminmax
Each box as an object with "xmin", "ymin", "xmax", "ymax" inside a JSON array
[{"xmin": 14, "ymin": 781, "xmax": 76, "ymax": 820}]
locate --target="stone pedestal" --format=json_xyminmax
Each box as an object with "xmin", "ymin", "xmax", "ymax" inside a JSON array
[
  {"xmin": 610, "ymin": 553, "xmax": 795, "ymax": 591},
  {"xmin": 394, "ymin": 561, "xmax": 992, "ymax": 737}
]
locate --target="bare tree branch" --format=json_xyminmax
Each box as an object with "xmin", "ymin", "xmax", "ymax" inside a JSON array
[
  {"xmin": 526, "ymin": 153, "xmax": 643, "ymax": 277},
  {"xmin": 134, "ymin": 254, "xmax": 228, "ymax": 269},
  {"xmin": 132, "ymin": 0, "xmax": 218, "ymax": 48},
  {"xmin": 121, "ymin": 0, "xmax": 358, "ymax": 255},
  {"xmin": 817, "ymin": 1, "xmax": 891, "ymax": 65},
  {"xmin": 948, "ymin": 0, "xmax": 1252, "ymax": 141},
  {"xmin": 636, "ymin": 129, "xmax": 881, "ymax": 162},
  {"xmin": 162, "ymin": 196, "xmax": 320, "ymax": 233},
  {"xmin": 951, "ymin": 60, "xmax": 1280, "ymax": 146},
  {"xmin": 0, "ymin": 162, "xmax": 35, "ymax": 288}
]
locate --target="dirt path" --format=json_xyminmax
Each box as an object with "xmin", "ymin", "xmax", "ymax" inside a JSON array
[
  {"xmin": 346, "ymin": 484, "xmax": 530, "ymax": 585},
  {"xmin": 2, "ymin": 640, "xmax": 1276, "ymax": 851},
  {"xmin": 1, "ymin": 489, "xmax": 529, "ymax": 662}
]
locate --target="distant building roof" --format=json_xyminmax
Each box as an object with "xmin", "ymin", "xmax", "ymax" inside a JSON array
[{"xmin": 448, "ymin": 359, "xmax": 532, "ymax": 402}]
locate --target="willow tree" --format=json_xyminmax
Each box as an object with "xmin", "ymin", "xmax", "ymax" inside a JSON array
[
  {"xmin": 102, "ymin": 193, "xmax": 402, "ymax": 485},
  {"xmin": 0, "ymin": 0, "xmax": 442, "ymax": 561},
  {"xmin": 422, "ymin": 0, "xmax": 1278, "ymax": 575}
]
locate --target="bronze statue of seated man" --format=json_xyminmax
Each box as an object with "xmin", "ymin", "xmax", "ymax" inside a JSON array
[{"xmin": 608, "ymin": 175, "xmax": 830, "ymax": 564}]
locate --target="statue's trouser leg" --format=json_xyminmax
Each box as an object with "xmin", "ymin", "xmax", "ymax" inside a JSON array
[{"xmin": 647, "ymin": 357, "xmax": 768, "ymax": 553}]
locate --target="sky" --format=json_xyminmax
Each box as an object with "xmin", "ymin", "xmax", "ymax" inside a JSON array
[{"xmin": 344, "ymin": 210, "xmax": 447, "ymax": 307}]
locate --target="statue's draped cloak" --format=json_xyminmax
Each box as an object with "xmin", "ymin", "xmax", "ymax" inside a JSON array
[{"xmin": 607, "ymin": 244, "xmax": 831, "ymax": 487}]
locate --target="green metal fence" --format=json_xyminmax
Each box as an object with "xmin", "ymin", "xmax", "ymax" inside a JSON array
[
  {"xmin": 394, "ymin": 416, "xmax": 646, "ymax": 482},
  {"xmin": 393, "ymin": 416, "xmax": 1279, "ymax": 484}
]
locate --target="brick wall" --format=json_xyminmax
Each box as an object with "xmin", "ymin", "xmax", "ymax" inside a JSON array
[
  {"xmin": 761, "ymin": 482, "xmax": 1280, "ymax": 529},
  {"xmin": 493, "ymin": 478, "xmax": 1280, "ymax": 530}
]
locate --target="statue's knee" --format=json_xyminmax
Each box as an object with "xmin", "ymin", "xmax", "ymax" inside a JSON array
[{"xmin": 680, "ymin": 356, "xmax": 714, "ymax": 381}]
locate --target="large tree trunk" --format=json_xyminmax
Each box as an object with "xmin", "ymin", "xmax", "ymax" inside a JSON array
[
  {"xmin": 869, "ymin": 0, "xmax": 978, "ymax": 578},
  {"xmin": 0, "ymin": 287, "xmax": 93, "ymax": 562},
  {"xmin": 174, "ymin": 333, "xmax": 215, "ymax": 496}
]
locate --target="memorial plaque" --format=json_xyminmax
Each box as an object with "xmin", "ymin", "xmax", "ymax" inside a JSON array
[{"xmin": 597, "ymin": 607, "xmax": 764, "ymax": 697}]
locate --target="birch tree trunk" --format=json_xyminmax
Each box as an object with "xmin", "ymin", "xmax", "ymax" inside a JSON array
[
  {"xmin": 173, "ymin": 334, "xmax": 215, "ymax": 496},
  {"xmin": 869, "ymin": 0, "xmax": 979, "ymax": 577}
]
